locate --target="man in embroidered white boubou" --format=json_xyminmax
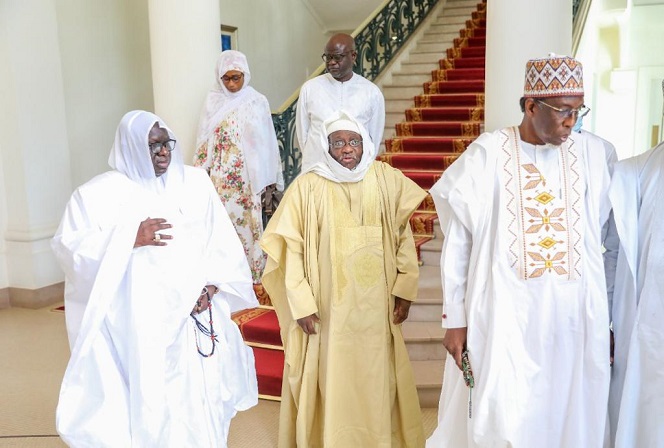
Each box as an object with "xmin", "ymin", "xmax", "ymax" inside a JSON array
[{"xmin": 427, "ymin": 55, "xmax": 617, "ymax": 448}]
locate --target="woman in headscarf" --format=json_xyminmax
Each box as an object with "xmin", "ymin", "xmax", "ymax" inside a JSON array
[{"xmin": 195, "ymin": 50, "xmax": 283, "ymax": 305}]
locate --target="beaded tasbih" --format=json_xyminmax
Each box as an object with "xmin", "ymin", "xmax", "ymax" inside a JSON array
[{"xmin": 191, "ymin": 287, "xmax": 218, "ymax": 357}]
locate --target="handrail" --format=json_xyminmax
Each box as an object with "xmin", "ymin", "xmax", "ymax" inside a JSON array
[
  {"xmin": 272, "ymin": 0, "xmax": 439, "ymax": 186},
  {"xmin": 572, "ymin": 0, "xmax": 593, "ymax": 56}
]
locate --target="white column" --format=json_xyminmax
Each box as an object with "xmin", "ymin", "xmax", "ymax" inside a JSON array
[
  {"xmin": 485, "ymin": 0, "xmax": 573, "ymax": 131},
  {"xmin": 0, "ymin": 0, "xmax": 73, "ymax": 293},
  {"xmin": 148, "ymin": 0, "xmax": 222, "ymax": 164}
]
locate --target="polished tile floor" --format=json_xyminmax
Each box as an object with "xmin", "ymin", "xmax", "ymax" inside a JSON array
[{"xmin": 0, "ymin": 304, "xmax": 438, "ymax": 447}]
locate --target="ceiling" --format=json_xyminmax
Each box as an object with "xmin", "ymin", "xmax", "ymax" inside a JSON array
[{"xmin": 302, "ymin": 0, "xmax": 383, "ymax": 33}]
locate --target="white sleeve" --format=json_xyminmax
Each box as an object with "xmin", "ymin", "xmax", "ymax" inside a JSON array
[
  {"xmin": 370, "ymin": 88, "xmax": 385, "ymax": 147},
  {"xmin": 439, "ymin": 215, "xmax": 471, "ymax": 328},
  {"xmin": 295, "ymin": 84, "xmax": 309, "ymax": 150}
]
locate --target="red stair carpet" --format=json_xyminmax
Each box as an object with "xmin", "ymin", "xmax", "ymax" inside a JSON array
[
  {"xmin": 383, "ymin": 0, "xmax": 486, "ymax": 240},
  {"xmin": 237, "ymin": 0, "xmax": 487, "ymax": 401},
  {"xmin": 232, "ymin": 307, "xmax": 284, "ymax": 399}
]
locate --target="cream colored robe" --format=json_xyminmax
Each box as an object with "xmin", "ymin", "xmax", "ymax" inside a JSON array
[{"xmin": 261, "ymin": 161, "xmax": 426, "ymax": 448}]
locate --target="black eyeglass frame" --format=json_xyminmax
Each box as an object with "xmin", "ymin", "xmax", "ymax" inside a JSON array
[
  {"xmin": 149, "ymin": 139, "xmax": 177, "ymax": 155},
  {"xmin": 535, "ymin": 99, "xmax": 591, "ymax": 120},
  {"xmin": 221, "ymin": 73, "xmax": 244, "ymax": 83},
  {"xmin": 328, "ymin": 138, "xmax": 363, "ymax": 149},
  {"xmin": 321, "ymin": 52, "xmax": 353, "ymax": 63}
]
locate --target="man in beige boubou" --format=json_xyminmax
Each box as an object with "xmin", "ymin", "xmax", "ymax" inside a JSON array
[{"xmin": 262, "ymin": 111, "xmax": 426, "ymax": 447}]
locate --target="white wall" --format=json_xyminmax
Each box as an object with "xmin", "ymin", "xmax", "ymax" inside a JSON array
[
  {"xmin": 220, "ymin": 0, "xmax": 329, "ymax": 109},
  {"xmin": 0, "ymin": 23, "xmax": 8, "ymax": 289},
  {"xmin": 55, "ymin": 0, "xmax": 154, "ymax": 189},
  {"xmin": 577, "ymin": 2, "xmax": 664, "ymax": 159},
  {"xmin": 0, "ymin": 142, "xmax": 7, "ymax": 289},
  {"xmin": 0, "ymin": 0, "xmax": 154, "ymax": 295},
  {"xmin": 0, "ymin": 0, "xmax": 72, "ymax": 290},
  {"xmin": 485, "ymin": 0, "xmax": 572, "ymax": 131}
]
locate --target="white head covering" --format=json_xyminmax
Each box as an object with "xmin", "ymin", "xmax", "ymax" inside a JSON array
[
  {"xmin": 300, "ymin": 110, "xmax": 376, "ymax": 183},
  {"xmin": 196, "ymin": 50, "xmax": 255, "ymax": 148},
  {"xmin": 108, "ymin": 110, "xmax": 184, "ymax": 193}
]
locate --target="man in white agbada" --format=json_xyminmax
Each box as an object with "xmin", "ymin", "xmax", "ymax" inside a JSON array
[
  {"xmin": 52, "ymin": 110, "xmax": 258, "ymax": 447},
  {"xmin": 296, "ymin": 33, "xmax": 385, "ymax": 170},
  {"xmin": 427, "ymin": 55, "xmax": 617, "ymax": 448},
  {"xmin": 606, "ymin": 140, "xmax": 664, "ymax": 447}
]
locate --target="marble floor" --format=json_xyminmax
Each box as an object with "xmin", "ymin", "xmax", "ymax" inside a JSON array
[{"xmin": 0, "ymin": 304, "xmax": 439, "ymax": 447}]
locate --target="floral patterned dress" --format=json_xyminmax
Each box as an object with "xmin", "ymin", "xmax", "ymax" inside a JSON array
[{"xmin": 194, "ymin": 110, "xmax": 266, "ymax": 285}]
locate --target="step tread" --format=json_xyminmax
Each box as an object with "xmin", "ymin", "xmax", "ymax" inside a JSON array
[
  {"xmin": 402, "ymin": 321, "xmax": 445, "ymax": 341},
  {"xmin": 412, "ymin": 359, "xmax": 446, "ymax": 387},
  {"xmin": 421, "ymin": 237, "xmax": 443, "ymax": 252}
]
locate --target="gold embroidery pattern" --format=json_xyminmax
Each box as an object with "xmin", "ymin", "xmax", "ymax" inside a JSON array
[
  {"xmin": 503, "ymin": 127, "xmax": 582, "ymax": 280},
  {"xmin": 353, "ymin": 252, "xmax": 383, "ymax": 288},
  {"xmin": 521, "ymin": 163, "xmax": 546, "ymax": 190},
  {"xmin": 566, "ymin": 138, "xmax": 582, "ymax": 277},
  {"xmin": 500, "ymin": 129, "xmax": 520, "ymax": 271},
  {"xmin": 524, "ymin": 207, "xmax": 566, "ymax": 233},
  {"xmin": 527, "ymin": 251, "xmax": 568, "ymax": 278},
  {"xmin": 518, "ymin": 161, "xmax": 569, "ymax": 279}
]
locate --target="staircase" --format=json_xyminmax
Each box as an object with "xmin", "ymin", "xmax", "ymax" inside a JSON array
[
  {"xmin": 377, "ymin": 0, "xmax": 486, "ymax": 407},
  {"xmin": 234, "ymin": 0, "xmax": 486, "ymax": 408}
]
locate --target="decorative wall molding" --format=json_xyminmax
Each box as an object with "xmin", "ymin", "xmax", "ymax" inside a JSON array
[{"xmin": 3, "ymin": 282, "xmax": 64, "ymax": 309}]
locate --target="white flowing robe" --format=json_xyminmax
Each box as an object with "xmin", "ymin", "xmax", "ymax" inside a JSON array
[
  {"xmin": 608, "ymin": 142, "xmax": 664, "ymax": 448},
  {"xmin": 427, "ymin": 128, "xmax": 616, "ymax": 448},
  {"xmin": 52, "ymin": 166, "xmax": 258, "ymax": 448},
  {"xmin": 296, "ymin": 72, "xmax": 385, "ymax": 170}
]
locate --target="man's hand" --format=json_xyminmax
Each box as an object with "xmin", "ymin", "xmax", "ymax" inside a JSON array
[
  {"xmin": 134, "ymin": 217, "xmax": 172, "ymax": 248},
  {"xmin": 191, "ymin": 285, "xmax": 217, "ymax": 315},
  {"xmin": 297, "ymin": 313, "xmax": 320, "ymax": 335},
  {"xmin": 443, "ymin": 327, "xmax": 468, "ymax": 371},
  {"xmin": 393, "ymin": 297, "xmax": 412, "ymax": 325}
]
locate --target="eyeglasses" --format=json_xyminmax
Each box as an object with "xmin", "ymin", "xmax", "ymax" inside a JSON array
[
  {"xmin": 221, "ymin": 73, "xmax": 244, "ymax": 83},
  {"xmin": 321, "ymin": 52, "xmax": 352, "ymax": 63},
  {"xmin": 149, "ymin": 139, "xmax": 176, "ymax": 155},
  {"xmin": 536, "ymin": 100, "xmax": 591, "ymax": 120},
  {"xmin": 329, "ymin": 138, "xmax": 363, "ymax": 149}
]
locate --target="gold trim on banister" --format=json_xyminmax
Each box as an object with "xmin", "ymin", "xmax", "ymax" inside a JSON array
[{"xmin": 246, "ymin": 341, "xmax": 284, "ymax": 351}]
